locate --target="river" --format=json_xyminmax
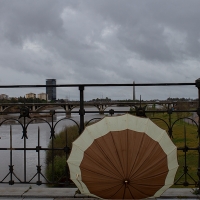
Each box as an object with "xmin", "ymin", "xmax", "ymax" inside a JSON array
[{"xmin": 0, "ymin": 106, "xmax": 130, "ymax": 187}]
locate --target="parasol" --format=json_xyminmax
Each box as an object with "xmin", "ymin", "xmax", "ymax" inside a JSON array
[{"xmin": 67, "ymin": 114, "xmax": 178, "ymax": 199}]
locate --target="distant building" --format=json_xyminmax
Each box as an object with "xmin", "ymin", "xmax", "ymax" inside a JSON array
[
  {"xmin": 26, "ymin": 93, "xmax": 36, "ymax": 99},
  {"xmin": 46, "ymin": 79, "xmax": 56, "ymax": 101},
  {"xmin": 38, "ymin": 93, "xmax": 47, "ymax": 100},
  {"xmin": 0, "ymin": 94, "xmax": 8, "ymax": 99}
]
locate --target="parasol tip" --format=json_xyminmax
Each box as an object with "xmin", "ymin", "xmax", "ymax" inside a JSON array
[{"xmin": 124, "ymin": 180, "xmax": 130, "ymax": 188}]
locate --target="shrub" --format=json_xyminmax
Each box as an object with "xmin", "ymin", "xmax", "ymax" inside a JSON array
[
  {"xmin": 45, "ymin": 124, "xmax": 79, "ymax": 187},
  {"xmin": 45, "ymin": 155, "xmax": 67, "ymax": 185}
]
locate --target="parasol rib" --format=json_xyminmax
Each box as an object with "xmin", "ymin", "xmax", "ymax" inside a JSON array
[
  {"xmin": 128, "ymin": 132, "xmax": 145, "ymax": 178},
  {"xmin": 108, "ymin": 184, "xmax": 125, "ymax": 199},
  {"xmin": 130, "ymin": 154, "xmax": 168, "ymax": 180},
  {"xmin": 81, "ymin": 167, "xmax": 122, "ymax": 181},
  {"xmin": 127, "ymin": 183, "xmax": 152, "ymax": 199},
  {"xmin": 110, "ymin": 131, "xmax": 126, "ymax": 178},
  {"xmin": 94, "ymin": 135, "xmax": 125, "ymax": 179},
  {"xmin": 81, "ymin": 149, "xmax": 123, "ymax": 180},
  {"xmin": 133, "ymin": 170, "xmax": 169, "ymax": 182},
  {"xmin": 127, "ymin": 185, "xmax": 135, "ymax": 199},
  {"xmin": 123, "ymin": 185, "xmax": 126, "ymax": 199},
  {"xmin": 129, "ymin": 134, "xmax": 167, "ymax": 180}
]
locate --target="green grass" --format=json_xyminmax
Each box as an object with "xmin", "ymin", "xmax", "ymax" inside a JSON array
[{"xmin": 149, "ymin": 112, "xmax": 199, "ymax": 187}]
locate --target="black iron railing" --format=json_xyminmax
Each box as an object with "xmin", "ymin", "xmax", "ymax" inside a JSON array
[{"xmin": 0, "ymin": 80, "xmax": 199, "ymax": 188}]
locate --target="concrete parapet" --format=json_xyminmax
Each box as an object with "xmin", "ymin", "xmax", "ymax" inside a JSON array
[{"xmin": 0, "ymin": 187, "xmax": 199, "ymax": 199}]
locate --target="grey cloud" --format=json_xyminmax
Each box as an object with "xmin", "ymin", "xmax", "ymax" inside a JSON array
[
  {"xmin": 140, "ymin": 1, "xmax": 200, "ymax": 60},
  {"xmin": 81, "ymin": 0, "xmax": 200, "ymax": 62},
  {"xmin": 0, "ymin": 0, "xmax": 67, "ymax": 45},
  {"xmin": 0, "ymin": 0, "xmax": 200, "ymax": 100},
  {"xmin": 117, "ymin": 25, "xmax": 174, "ymax": 62}
]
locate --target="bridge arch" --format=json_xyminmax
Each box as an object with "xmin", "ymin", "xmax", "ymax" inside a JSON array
[
  {"xmin": 35, "ymin": 104, "xmax": 79, "ymax": 117},
  {"xmin": 1, "ymin": 105, "xmax": 20, "ymax": 113},
  {"xmin": 35, "ymin": 105, "xmax": 65, "ymax": 112},
  {"xmin": 93, "ymin": 104, "xmax": 110, "ymax": 114}
]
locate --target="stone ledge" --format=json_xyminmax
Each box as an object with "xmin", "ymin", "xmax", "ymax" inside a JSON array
[
  {"xmin": 0, "ymin": 187, "xmax": 198, "ymax": 199},
  {"xmin": 159, "ymin": 188, "xmax": 199, "ymax": 199}
]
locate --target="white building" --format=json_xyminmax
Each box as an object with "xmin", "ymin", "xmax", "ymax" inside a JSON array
[
  {"xmin": 0, "ymin": 94, "xmax": 8, "ymax": 99},
  {"xmin": 26, "ymin": 93, "xmax": 36, "ymax": 99},
  {"xmin": 37, "ymin": 93, "xmax": 47, "ymax": 100}
]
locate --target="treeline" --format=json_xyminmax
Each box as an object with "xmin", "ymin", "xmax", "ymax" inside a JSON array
[
  {"xmin": 89, "ymin": 97, "xmax": 111, "ymax": 102},
  {"xmin": 167, "ymin": 97, "xmax": 197, "ymax": 101},
  {"xmin": 0, "ymin": 96, "xmax": 47, "ymax": 103}
]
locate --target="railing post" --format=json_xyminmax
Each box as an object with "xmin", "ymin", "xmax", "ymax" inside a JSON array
[
  {"xmin": 195, "ymin": 78, "xmax": 200, "ymax": 190},
  {"xmin": 79, "ymin": 85, "xmax": 85, "ymax": 135},
  {"xmin": 167, "ymin": 108, "xmax": 173, "ymax": 138},
  {"xmin": 9, "ymin": 125, "xmax": 14, "ymax": 185}
]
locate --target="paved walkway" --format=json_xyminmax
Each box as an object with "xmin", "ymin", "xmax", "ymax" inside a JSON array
[{"xmin": 0, "ymin": 187, "xmax": 199, "ymax": 199}]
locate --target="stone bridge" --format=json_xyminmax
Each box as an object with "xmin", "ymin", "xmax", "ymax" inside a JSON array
[
  {"xmin": 0, "ymin": 100, "xmax": 197, "ymax": 117},
  {"xmin": 0, "ymin": 102, "xmax": 120, "ymax": 116}
]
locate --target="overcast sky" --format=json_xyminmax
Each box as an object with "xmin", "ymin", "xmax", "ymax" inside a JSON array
[{"xmin": 0, "ymin": 0, "xmax": 200, "ymax": 100}]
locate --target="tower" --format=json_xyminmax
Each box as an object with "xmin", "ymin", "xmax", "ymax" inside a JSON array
[
  {"xmin": 46, "ymin": 79, "xmax": 56, "ymax": 101},
  {"xmin": 133, "ymin": 81, "xmax": 135, "ymax": 101}
]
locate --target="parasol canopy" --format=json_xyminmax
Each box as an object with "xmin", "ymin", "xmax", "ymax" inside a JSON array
[{"xmin": 67, "ymin": 114, "xmax": 178, "ymax": 199}]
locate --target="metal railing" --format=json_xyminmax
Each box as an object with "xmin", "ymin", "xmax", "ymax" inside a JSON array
[{"xmin": 0, "ymin": 80, "xmax": 199, "ymax": 188}]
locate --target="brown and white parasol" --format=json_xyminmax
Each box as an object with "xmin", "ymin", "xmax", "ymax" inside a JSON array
[{"xmin": 67, "ymin": 114, "xmax": 178, "ymax": 199}]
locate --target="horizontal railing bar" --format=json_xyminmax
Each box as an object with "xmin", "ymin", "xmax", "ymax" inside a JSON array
[
  {"xmin": 177, "ymin": 147, "xmax": 198, "ymax": 150},
  {"xmin": 11, "ymin": 109, "xmax": 199, "ymax": 112},
  {"xmin": 0, "ymin": 101, "xmax": 198, "ymax": 105},
  {"xmin": 0, "ymin": 148, "xmax": 66, "ymax": 150},
  {"xmin": 0, "ymin": 82, "xmax": 195, "ymax": 88},
  {"xmin": 1, "ymin": 182, "xmax": 103, "ymax": 185},
  {"xmin": 0, "ymin": 147, "xmax": 197, "ymax": 151}
]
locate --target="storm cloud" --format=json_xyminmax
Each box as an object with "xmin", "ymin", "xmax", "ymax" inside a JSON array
[{"xmin": 0, "ymin": 0, "xmax": 199, "ymax": 100}]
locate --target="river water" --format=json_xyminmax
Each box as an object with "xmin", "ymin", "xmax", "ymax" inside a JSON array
[{"xmin": 0, "ymin": 106, "xmax": 130, "ymax": 187}]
